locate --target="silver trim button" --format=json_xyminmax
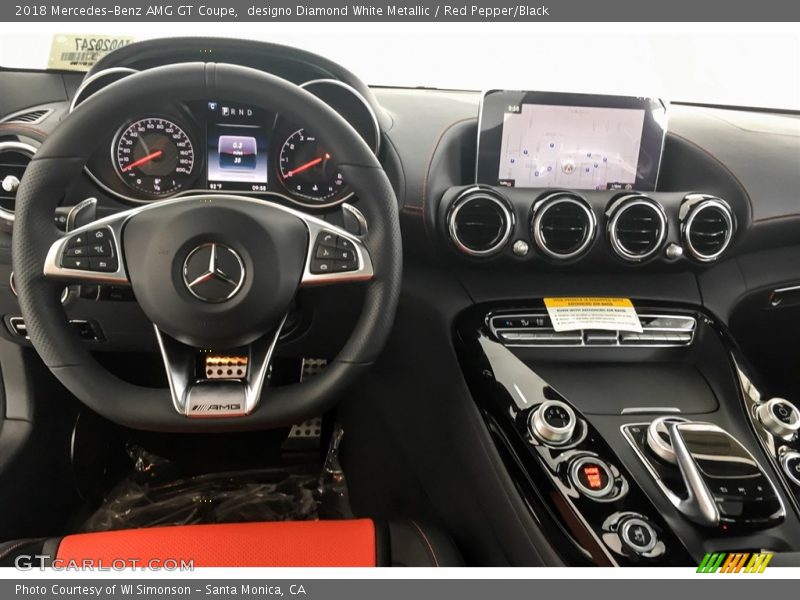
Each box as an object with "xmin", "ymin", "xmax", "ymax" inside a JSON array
[
  {"xmin": 619, "ymin": 517, "xmax": 658, "ymax": 554},
  {"xmin": 1, "ymin": 175, "xmax": 20, "ymax": 193},
  {"xmin": 512, "ymin": 239, "xmax": 529, "ymax": 256},
  {"xmin": 780, "ymin": 452, "xmax": 800, "ymax": 487},
  {"xmin": 757, "ymin": 397, "xmax": 800, "ymax": 441},
  {"xmin": 529, "ymin": 400, "xmax": 576, "ymax": 445},
  {"xmin": 569, "ymin": 455, "xmax": 616, "ymax": 499}
]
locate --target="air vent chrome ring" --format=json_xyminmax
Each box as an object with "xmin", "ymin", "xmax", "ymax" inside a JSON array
[
  {"xmin": 681, "ymin": 195, "xmax": 735, "ymax": 262},
  {"xmin": 531, "ymin": 193, "xmax": 596, "ymax": 260},
  {"xmin": 447, "ymin": 187, "xmax": 514, "ymax": 257},
  {"xmin": 607, "ymin": 195, "xmax": 667, "ymax": 262},
  {"xmin": 0, "ymin": 141, "xmax": 36, "ymax": 226}
]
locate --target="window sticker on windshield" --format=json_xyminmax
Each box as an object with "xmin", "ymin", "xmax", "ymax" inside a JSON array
[
  {"xmin": 543, "ymin": 297, "xmax": 643, "ymax": 333},
  {"xmin": 48, "ymin": 34, "xmax": 135, "ymax": 71}
]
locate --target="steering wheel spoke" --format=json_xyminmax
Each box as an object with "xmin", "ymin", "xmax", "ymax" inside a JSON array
[
  {"xmin": 154, "ymin": 314, "xmax": 286, "ymax": 418},
  {"xmin": 43, "ymin": 209, "xmax": 131, "ymax": 285}
]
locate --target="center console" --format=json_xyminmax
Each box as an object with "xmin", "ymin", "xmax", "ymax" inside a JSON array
[{"xmin": 455, "ymin": 301, "xmax": 800, "ymax": 566}]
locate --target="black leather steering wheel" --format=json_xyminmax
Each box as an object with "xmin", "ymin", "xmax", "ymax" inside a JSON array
[{"xmin": 11, "ymin": 63, "xmax": 402, "ymax": 432}]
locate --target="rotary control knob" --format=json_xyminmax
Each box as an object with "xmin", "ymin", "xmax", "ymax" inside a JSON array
[
  {"xmin": 646, "ymin": 416, "xmax": 687, "ymax": 464},
  {"xmin": 618, "ymin": 516, "xmax": 659, "ymax": 556},
  {"xmin": 529, "ymin": 400, "xmax": 576, "ymax": 445},
  {"xmin": 757, "ymin": 398, "xmax": 800, "ymax": 441}
]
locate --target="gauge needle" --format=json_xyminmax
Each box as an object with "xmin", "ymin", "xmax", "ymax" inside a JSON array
[
  {"xmin": 122, "ymin": 150, "xmax": 163, "ymax": 172},
  {"xmin": 285, "ymin": 153, "xmax": 330, "ymax": 178}
]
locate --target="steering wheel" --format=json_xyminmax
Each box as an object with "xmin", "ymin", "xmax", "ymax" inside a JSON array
[{"xmin": 11, "ymin": 63, "xmax": 402, "ymax": 432}]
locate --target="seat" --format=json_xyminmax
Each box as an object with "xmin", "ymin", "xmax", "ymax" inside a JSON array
[{"xmin": 0, "ymin": 519, "xmax": 461, "ymax": 568}]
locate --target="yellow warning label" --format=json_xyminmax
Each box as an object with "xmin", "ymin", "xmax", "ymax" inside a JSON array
[
  {"xmin": 543, "ymin": 297, "xmax": 642, "ymax": 333},
  {"xmin": 544, "ymin": 297, "xmax": 634, "ymax": 309}
]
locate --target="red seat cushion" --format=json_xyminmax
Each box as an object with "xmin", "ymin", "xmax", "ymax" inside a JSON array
[{"xmin": 55, "ymin": 519, "xmax": 377, "ymax": 567}]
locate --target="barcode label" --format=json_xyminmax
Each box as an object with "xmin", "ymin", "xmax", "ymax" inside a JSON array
[{"xmin": 49, "ymin": 34, "xmax": 134, "ymax": 71}]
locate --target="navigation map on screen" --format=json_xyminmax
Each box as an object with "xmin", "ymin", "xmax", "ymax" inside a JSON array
[{"xmin": 497, "ymin": 104, "xmax": 646, "ymax": 190}]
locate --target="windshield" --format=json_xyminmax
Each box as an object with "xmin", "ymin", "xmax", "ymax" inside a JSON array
[{"xmin": 1, "ymin": 23, "xmax": 798, "ymax": 110}]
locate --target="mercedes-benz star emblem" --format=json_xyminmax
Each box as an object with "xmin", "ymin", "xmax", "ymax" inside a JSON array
[{"xmin": 182, "ymin": 243, "xmax": 245, "ymax": 303}]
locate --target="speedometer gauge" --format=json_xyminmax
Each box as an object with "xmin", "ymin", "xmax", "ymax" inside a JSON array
[
  {"xmin": 278, "ymin": 129, "xmax": 345, "ymax": 203},
  {"xmin": 114, "ymin": 117, "xmax": 195, "ymax": 196}
]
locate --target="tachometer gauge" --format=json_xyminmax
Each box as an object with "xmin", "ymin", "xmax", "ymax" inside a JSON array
[
  {"xmin": 114, "ymin": 117, "xmax": 195, "ymax": 196},
  {"xmin": 278, "ymin": 129, "xmax": 345, "ymax": 203}
]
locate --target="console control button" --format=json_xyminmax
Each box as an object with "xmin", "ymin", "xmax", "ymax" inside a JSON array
[
  {"xmin": 781, "ymin": 452, "xmax": 800, "ymax": 487},
  {"xmin": 757, "ymin": 398, "xmax": 800, "ymax": 441},
  {"xmin": 569, "ymin": 455, "xmax": 615, "ymax": 499},
  {"xmin": 619, "ymin": 517, "xmax": 658, "ymax": 555},
  {"xmin": 529, "ymin": 399, "xmax": 576, "ymax": 445}
]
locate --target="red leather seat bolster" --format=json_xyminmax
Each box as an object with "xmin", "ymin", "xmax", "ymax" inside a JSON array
[{"xmin": 55, "ymin": 519, "xmax": 377, "ymax": 567}]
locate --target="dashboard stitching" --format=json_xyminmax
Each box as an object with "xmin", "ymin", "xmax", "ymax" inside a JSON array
[
  {"xmin": 667, "ymin": 131, "xmax": 754, "ymax": 223},
  {"xmin": 420, "ymin": 117, "xmax": 475, "ymax": 221}
]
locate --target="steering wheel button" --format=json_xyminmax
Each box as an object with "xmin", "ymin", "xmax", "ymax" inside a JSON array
[
  {"xmin": 319, "ymin": 232, "xmax": 337, "ymax": 246},
  {"xmin": 61, "ymin": 257, "xmax": 88, "ymax": 270},
  {"xmin": 338, "ymin": 237, "xmax": 356, "ymax": 252},
  {"xmin": 335, "ymin": 261, "xmax": 358, "ymax": 272},
  {"xmin": 64, "ymin": 246, "xmax": 88, "ymax": 257},
  {"xmin": 310, "ymin": 258, "xmax": 335, "ymax": 274},
  {"xmin": 89, "ymin": 258, "xmax": 118, "ymax": 272},
  {"xmin": 67, "ymin": 234, "xmax": 86, "ymax": 248},
  {"xmin": 315, "ymin": 245, "xmax": 337, "ymax": 259},
  {"xmin": 88, "ymin": 240, "xmax": 113, "ymax": 257}
]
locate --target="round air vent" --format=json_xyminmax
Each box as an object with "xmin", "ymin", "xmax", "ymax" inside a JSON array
[
  {"xmin": 607, "ymin": 195, "xmax": 667, "ymax": 262},
  {"xmin": 531, "ymin": 193, "xmax": 596, "ymax": 260},
  {"xmin": 681, "ymin": 195, "xmax": 735, "ymax": 262},
  {"xmin": 70, "ymin": 67, "xmax": 138, "ymax": 111},
  {"xmin": 447, "ymin": 188, "xmax": 514, "ymax": 257},
  {"xmin": 0, "ymin": 141, "xmax": 36, "ymax": 222}
]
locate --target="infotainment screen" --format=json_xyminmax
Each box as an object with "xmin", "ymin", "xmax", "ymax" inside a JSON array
[
  {"xmin": 476, "ymin": 91, "xmax": 667, "ymax": 191},
  {"xmin": 206, "ymin": 101, "xmax": 269, "ymax": 193}
]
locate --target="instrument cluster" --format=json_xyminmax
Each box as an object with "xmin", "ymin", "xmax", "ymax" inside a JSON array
[{"xmin": 82, "ymin": 78, "xmax": 380, "ymax": 209}]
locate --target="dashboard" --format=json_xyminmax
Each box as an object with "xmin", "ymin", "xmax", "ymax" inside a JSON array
[
  {"xmin": 0, "ymin": 36, "xmax": 800, "ymax": 569},
  {"xmin": 79, "ymin": 74, "xmax": 380, "ymax": 208}
]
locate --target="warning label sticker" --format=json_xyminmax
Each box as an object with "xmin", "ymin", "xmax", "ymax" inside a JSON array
[
  {"xmin": 543, "ymin": 297, "xmax": 642, "ymax": 333},
  {"xmin": 49, "ymin": 34, "xmax": 135, "ymax": 71}
]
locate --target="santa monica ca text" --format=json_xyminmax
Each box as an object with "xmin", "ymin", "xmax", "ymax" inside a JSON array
[{"xmin": 16, "ymin": 584, "xmax": 307, "ymax": 596}]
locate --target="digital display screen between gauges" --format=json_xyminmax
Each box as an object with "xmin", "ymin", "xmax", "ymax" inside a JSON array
[
  {"xmin": 114, "ymin": 117, "xmax": 195, "ymax": 196},
  {"xmin": 206, "ymin": 102, "xmax": 270, "ymax": 193},
  {"xmin": 278, "ymin": 129, "xmax": 345, "ymax": 203}
]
